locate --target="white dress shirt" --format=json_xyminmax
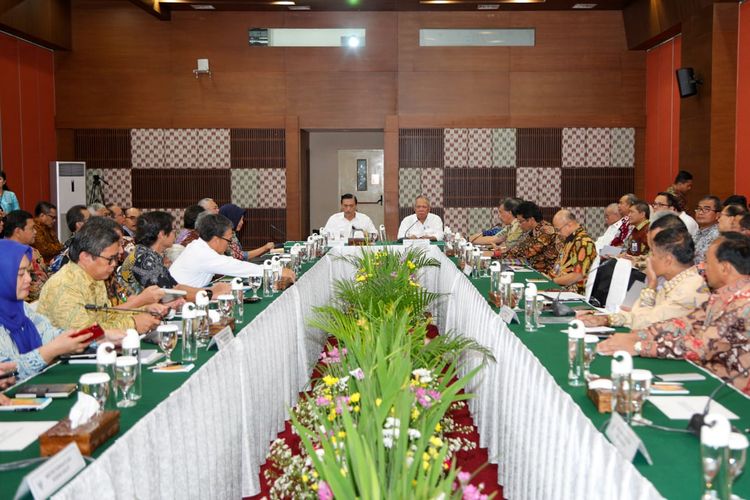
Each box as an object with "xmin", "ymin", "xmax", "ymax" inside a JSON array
[
  {"xmin": 323, "ymin": 212, "xmax": 377, "ymax": 240},
  {"xmin": 397, "ymin": 213, "xmax": 444, "ymax": 241},
  {"xmin": 169, "ymin": 238, "xmax": 262, "ymax": 287},
  {"xmin": 679, "ymin": 211, "xmax": 699, "ymax": 236},
  {"xmin": 595, "ymin": 219, "xmax": 623, "ymax": 250}
]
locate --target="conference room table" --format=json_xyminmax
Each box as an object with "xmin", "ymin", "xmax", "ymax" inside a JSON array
[{"xmin": 0, "ymin": 244, "xmax": 748, "ymax": 499}]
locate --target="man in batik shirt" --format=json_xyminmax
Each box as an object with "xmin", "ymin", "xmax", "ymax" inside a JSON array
[
  {"xmin": 665, "ymin": 170, "xmax": 693, "ymax": 213},
  {"xmin": 497, "ymin": 201, "xmax": 559, "ymax": 274},
  {"xmin": 610, "ymin": 193, "xmax": 637, "ymax": 247},
  {"xmin": 549, "ymin": 210, "xmax": 597, "ymax": 294},
  {"xmin": 598, "ymin": 233, "xmax": 750, "ymax": 395},
  {"xmin": 692, "ymin": 195, "xmax": 721, "ymax": 264},
  {"xmin": 621, "ymin": 201, "xmax": 650, "ymax": 257}
]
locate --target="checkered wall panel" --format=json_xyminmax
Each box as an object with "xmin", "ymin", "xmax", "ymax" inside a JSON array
[{"xmin": 399, "ymin": 127, "xmax": 637, "ymax": 239}]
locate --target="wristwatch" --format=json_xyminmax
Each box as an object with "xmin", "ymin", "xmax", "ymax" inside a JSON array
[{"xmin": 633, "ymin": 341, "xmax": 642, "ymax": 356}]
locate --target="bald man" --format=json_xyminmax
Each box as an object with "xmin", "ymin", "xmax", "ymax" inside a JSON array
[
  {"xmin": 550, "ymin": 210, "xmax": 597, "ymax": 294},
  {"xmin": 595, "ymin": 203, "xmax": 623, "ymax": 250}
]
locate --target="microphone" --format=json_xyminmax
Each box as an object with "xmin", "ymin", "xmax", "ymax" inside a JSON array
[
  {"xmin": 85, "ymin": 304, "xmax": 164, "ymax": 318},
  {"xmin": 586, "ymin": 257, "xmax": 617, "ymax": 275},
  {"xmin": 687, "ymin": 362, "xmax": 750, "ymax": 436},
  {"xmin": 551, "ymin": 290, "xmax": 575, "ymax": 317},
  {"xmin": 471, "ymin": 224, "xmax": 500, "ymax": 244},
  {"xmin": 400, "ymin": 219, "xmax": 420, "ymax": 241},
  {"xmin": 92, "ymin": 174, "xmax": 110, "ymax": 186}
]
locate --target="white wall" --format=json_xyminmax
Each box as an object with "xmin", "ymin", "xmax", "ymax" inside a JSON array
[{"xmin": 308, "ymin": 131, "xmax": 384, "ymax": 229}]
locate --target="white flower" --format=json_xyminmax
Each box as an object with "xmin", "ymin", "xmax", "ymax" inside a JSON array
[
  {"xmin": 405, "ymin": 455, "xmax": 414, "ymax": 467},
  {"xmin": 385, "ymin": 417, "xmax": 400, "ymax": 428},
  {"xmin": 407, "ymin": 428, "xmax": 421, "ymax": 440},
  {"xmin": 383, "ymin": 436, "xmax": 394, "ymax": 448},
  {"xmin": 349, "ymin": 367, "xmax": 365, "ymax": 380},
  {"xmin": 315, "ymin": 448, "xmax": 325, "ymax": 459},
  {"xmin": 412, "ymin": 368, "xmax": 433, "ymax": 383}
]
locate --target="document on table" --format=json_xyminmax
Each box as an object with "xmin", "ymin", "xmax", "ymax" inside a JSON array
[
  {"xmin": 539, "ymin": 292, "xmax": 587, "ymax": 302},
  {"xmin": 0, "ymin": 421, "xmax": 57, "ymax": 451},
  {"xmin": 649, "ymin": 396, "xmax": 739, "ymax": 420},
  {"xmin": 599, "ymin": 245, "xmax": 621, "ymax": 257}
]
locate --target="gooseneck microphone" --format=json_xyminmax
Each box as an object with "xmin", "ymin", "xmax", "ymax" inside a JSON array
[
  {"xmin": 269, "ymin": 224, "xmax": 286, "ymax": 240},
  {"xmin": 85, "ymin": 304, "xmax": 165, "ymax": 318},
  {"xmin": 687, "ymin": 362, "xmax": 749, "ymax": 436}
]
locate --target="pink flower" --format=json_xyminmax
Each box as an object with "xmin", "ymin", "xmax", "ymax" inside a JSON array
[
  {"xmin": 462, "ymin": 484, "xmax": 488, "ymax": 500},
  {"xmin": 349, "ymin": 368, "xmax": 365, "ymax": 380},
  {"xmin": 318, "ymin": 480, "xmax": 333, "ymax": 500},
  {"xmin": 457, "ymin": 471, "xmax": 471, "ymax": 484},
  {"xmin": 316, "ymin": 396, "xmax": 330, "ymax": 407}
]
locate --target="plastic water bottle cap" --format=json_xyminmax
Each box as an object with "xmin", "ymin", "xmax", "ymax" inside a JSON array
[
  {"xmin": 490, "ymin": 261, "xmax": 501, "ymax": 272},
  {"xmin": 231, "ymin": 277, "xmax": 244, "ymax": 290},
  {"xmin": 567, "ymin": 319, "xmax": 586, "ymax": 339},
  {"xmin": 122, "ymin": 329, "xmax": 140, "ymax": 349},
  {"xmin": 525, "ymin": 282, "xmax": 537, "ymax": 297},
  {"xmin": 181, "ymin": 302, "xmax": 197, "ymax": 319},
  {"xmin": 80, "ymin": 372, "xmax": 110, "ymax": 385},
  {"xmin": 263, "ymin": 259, "xmax": 273, "ymax": 269},
  {"xmin": 701, "ymin": 413, "xmax": 731, "ymax": 448},
  {"xmin": 96, "ymin": 342, "xmax": 116, "ymax": 365},
  {"xmin": 611, "ymin": 350, "xmax": 633, "ymax": 375},
  {"xmin": 195, "ymin": 290, "xmax": 209, "ymax": 307}
]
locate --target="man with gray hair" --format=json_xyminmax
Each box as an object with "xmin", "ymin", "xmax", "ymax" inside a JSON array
[
  {"xmin": 610, "ymin": 193, "xmax": 638, "ymax": 247},
  {"xmin": 170, "ymin": 213, "xmax": 294, "ymax": 287},
  {"xmin": 198, "ymin": 198, "xmax": 219, "ymax": 214},
  {"xmin": 397, "ymin": 195, "xmax": 443, "ymax": 241},
  {"xmin": 595, "ymin": 203, "xmax": 622, "ymax": 250},
  {"xmin": 550, "ymin": 209, "xmax": 597, "ymax": 294}
]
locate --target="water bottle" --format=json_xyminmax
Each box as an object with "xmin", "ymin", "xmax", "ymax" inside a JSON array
[
  {"xmin": 271, "ymin": 256, "xmax": 282, "ymax": 293},
  {"xmin": 263, "ymin": 260, "xmax": 274, "ymax": 297},
  {"xmin": 701, "ymin": 414, "xmax": 732, "ymax": 500},
  {"xmin": 489, "ymin": 261, "xmax": 502, "ymax": 307},
  {"xmin": 195, "ymin": 290, "xmax": 210, "ymax": 347},
  {"xmin": 378, "ymin": 224, "xmax": 387, "ymax": 243},
  {"xmin": 471, "ymin": 248, "xmax": 481, "ymax": 278},
  {"xmin": 611, "ymin": 351, "xmax": 633, "ymax": 423},
  {"xmin": 121, "ymin": 329, "xmax": 142, "ymax": 400},
  {"xmin": 181, "ymin": 302, "xmax": 199, "ymax": 362},
  {"xmin": 96, "ymin": 342, "xmax": 117, "ymax": 409},
  {"xmin": 524, "ymin": 283, "xmax": 538, "ymax": 332},
  {"xmin": 500, "ymin": 271, "xmax": 514, "ymax": 305},
  {"xmin": 567, "ymin": 320, "xmax": 586, "ymax": 387},
  {"xmin": 305, "ymin": 236, "xmax": 315, "ymax": 260},
  {"xmin": 231, "ymin": 277, "xmax": 244, "ymax": 321}
]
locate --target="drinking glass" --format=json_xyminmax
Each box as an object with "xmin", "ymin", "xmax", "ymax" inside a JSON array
[
  {"xmin": 729, "ymin": 432, "xmax": 748, "ymax": 486},
  {"xmin": 702, "ymin": 443, "xmax": 726, "ymax": 499},
  {"xmin": 217, "ymin": 294, "xmax": 235, "ymax": 319},
  {"xmin": 583, "ymin": 334, "xmax": 599, "ymax": 380},
  {"xmin": 480, "ymin": 256, "xmax": 491, "ymax": 277},
  {"xmin": 510, "ymin": 284, "xmax": 525, "ymax": 309},
  {"xmin": 115, "ymin": 356, "xmax": 138, "ymax": 408},
  {"xmin": 157, "ymin": 325, "xmax": 178, "ymax": 363},
  {"xmin": 630, "ymin": 369, "xmax": 652, "ymax": 423},
  {"xmin": 249, "ymin": 275, "xmax": 262, "ymax": 301},
  {"xmin": 79, "ymin": 372, "xmax": 110, "ymax": 413}
]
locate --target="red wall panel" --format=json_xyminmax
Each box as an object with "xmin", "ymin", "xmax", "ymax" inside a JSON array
[
  {"xmin": 644, "ymin": 36, "xmax": 681, "ymax": 202},
  {"xmin": 0, "ymin": 31, "xmax": 55, "ymax": 211},
  {"xmin": 736, "ymin": 2, "xmax": 750, "ymax": 199}
]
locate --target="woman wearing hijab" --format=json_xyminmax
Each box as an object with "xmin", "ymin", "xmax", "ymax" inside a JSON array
[
  {"xmin": 0, "ymin": 240, "xmax": 96, "ymax": 380},
  {"xmin": 219, "ymin": 203, "xmax": 275, "ymax": 261},
  {"xmin": 0, "ymin": 170, "xmax": 20, "ymax": 214}
]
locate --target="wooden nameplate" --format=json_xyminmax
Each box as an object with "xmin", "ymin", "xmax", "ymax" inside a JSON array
[
  {"xmin": 587, "ymin": 386, "xmax": 612, "ymax": 414},
  {"xmin": 39, "ymin": 411, "xmax": 120, "ymax": 457},
  {"xmin": 347, "ymin": 238, "xmax": 368, "ymax": 246},
  {"xmin": 209, "ymin": 317, "xmax": 235, "ymax": 335}
]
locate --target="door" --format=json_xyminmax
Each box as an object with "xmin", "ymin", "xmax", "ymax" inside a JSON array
[{"xmin": 337, "ymin": 150, "xmax": 384, "ymax": 228}]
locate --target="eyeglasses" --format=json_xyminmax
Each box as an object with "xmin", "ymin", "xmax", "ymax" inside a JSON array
[
  {"xmin": 45, "ymin": 213, "xmax": 57, "ymax": 220},
  {"xmin": 694, "ymin": 206, "xmax": 719, "ymax": 213},
  {"xmin": 652, "ymin": 202, "xmax": 669, "ymax": 208},
  {"xmin": 93, "ymin": 253, "xmax": 119, "ymax": 266},
  {"xmin": 125, "ymin": 215, "xmax": 138, "ymax": 220},
  {"xmin": 219, "ymin": 236, "xmax": 233, "ymax": 244}
]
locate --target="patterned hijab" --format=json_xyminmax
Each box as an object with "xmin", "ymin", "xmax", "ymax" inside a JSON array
[{"xmin": 0, "ymin": 240, "xmax": 42, "ymax": 353}]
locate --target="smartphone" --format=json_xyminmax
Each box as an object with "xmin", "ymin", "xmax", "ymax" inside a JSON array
[{"xmin": 71, "ymin": 324, "xmax": 105, "ymax": 342}]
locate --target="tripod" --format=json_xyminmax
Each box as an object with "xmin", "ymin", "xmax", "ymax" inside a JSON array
[{"xmin": 89, "ymin": 174, "xmax": 106, "ymax": 205}]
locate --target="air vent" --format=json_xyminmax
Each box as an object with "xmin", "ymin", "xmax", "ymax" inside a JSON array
[
  {"xmin": 190, "ymin": 4, "xmax": 216, "ymax": 10},
  {"xmin": 572, "ymin": 3, "xmax": 597, "ymax": 8}
]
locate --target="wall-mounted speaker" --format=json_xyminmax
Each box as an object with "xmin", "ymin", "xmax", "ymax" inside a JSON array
[{"xmin": 676, "ymin": 67, "xmax": 700, "ymax": 98}]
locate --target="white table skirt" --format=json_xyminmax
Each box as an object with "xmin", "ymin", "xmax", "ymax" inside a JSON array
[{"xmin": 54, "ymin": 246, "xmax": 662, "ymax": 499}]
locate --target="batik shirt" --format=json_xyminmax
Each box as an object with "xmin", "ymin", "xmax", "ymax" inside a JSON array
[
  {"xmin": 32, "ymin": 222, "xmax": 63, "ymax": 263},
  {"xmin": 610, "ymin": 216, "xmax": 631, "ymax": 247},
  {"xmin": 505, "ymin": 220, "xmax": 560, "ymax": 274},
  {"xmin": 494, "ymin": 219, "xmax": 524, "ymax": 248},
  {"xmin": 549, "ymin": 226, "xmax": 597, "ymax": 294},
  {"xmin": 623, "ymin": 219, "xmax": 650, "ymax": 256},
  {"xmin": 128, "ymin": 244, "xmax": 178, "ymax": 292},
  {"xmin": 27, "ymin": 247, "xmax": 50, "ymax": 303},
  {"xmin": 637, "ymin": 278, "xmax": 750, "ymax": 395},
  {"xmin": 692, "ymin": 224, "xmax": 720, "ymax": 264},
  {"xmin": 666, "ymin": 185, "xmax": 687, "ymax": 212}
]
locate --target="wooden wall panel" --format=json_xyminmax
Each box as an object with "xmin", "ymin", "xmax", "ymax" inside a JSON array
[
  {"xmin": 131, "ymin": 168, "xmax": 231, "ymax": 208},
  {"xmin": 735, "ymin": 0, "xmax": 750, "ymax": 199}
]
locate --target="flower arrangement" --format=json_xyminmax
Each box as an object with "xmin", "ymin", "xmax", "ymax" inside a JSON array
[{"xmin": 263, "ymin": 247, "xmax": 495, "ymax": 499}]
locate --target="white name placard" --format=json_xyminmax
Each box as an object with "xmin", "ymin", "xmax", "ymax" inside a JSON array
[
  {"xmin": 462, "ymin": 265, "xmax": 473, "ymax": 277},
  {"xmin": 207, "ymin": 326, "xmax": 234, "ymax": 351},
  {"xmin": 605, "ymin": 413, "xmax": 653, "ymax": 465},
  {"xmin": 498, "ymin": 305, "xmax": 519, "ymax": 324},
  {"xmin": 25, "ymin": 442, "xmax": 86, "ymax": 499}
]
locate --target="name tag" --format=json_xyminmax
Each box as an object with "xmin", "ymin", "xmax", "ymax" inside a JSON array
[
  {"xmin": 24, "ymin": 442, "xmax": 86, "ymax": 499},
  {"xmin": 498, "ymin": 305, "xmax": 519, "ymax": 324},
  {"xmin": 207, "ymin": 326, "xmax": 234, "ymax": 351},
  {"xmin": 462, "ymin": 265, "xmax": 473, "ymax": 277},
  {"xmin": 605, "ymin": 413, "xmax": 653, "ymax": 465}
]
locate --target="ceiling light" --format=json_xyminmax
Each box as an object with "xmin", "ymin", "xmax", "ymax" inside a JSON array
[
  {"xmin": 478, "ymin": 4, "xmax": 500, "ymax": 10},
  {"xmin": 272, "ymin": 1, "xmax": 295, "ymax": 5},
  {"xmin": 190, "ymin": 4, "xmax": 216, "ymax": 10},
  {"xmin": 288, "ymin": 5, "xmax": 311, "ymax": 10},
  {"xmin": 572, "ymin": 3, "xmax": 597, "ymax": 8},
  {"xmin": 344, "ymin": 35, "xmax": 361, "ymax": 48}
]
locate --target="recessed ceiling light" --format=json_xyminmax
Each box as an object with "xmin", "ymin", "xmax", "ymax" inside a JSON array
[
  {"xmin": 272, "ymin": 1, "xmax": 295, "ymax": 5},
  {"xmin": 478, "ymin": 4, "xmax": 500, "ymax": 10},
  {"xmin": 572, "ymin": 3, "xmax": 597, "ymax": 8},
  {"xmin": 190, "ymin": 4, "xmax": 215, "ymax": 10},
  {"xmin": 288, "ymin": 5, "xmax": 311, "ymax": 10}
]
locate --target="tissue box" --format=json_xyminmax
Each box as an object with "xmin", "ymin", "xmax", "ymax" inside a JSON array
[
  {"xmin": 209, "ymin": 317, "xmax": 235, "ymax": 335},
  {"xmin": 39, "ymin": 411, "xmax": 120, "ymax": 456}
]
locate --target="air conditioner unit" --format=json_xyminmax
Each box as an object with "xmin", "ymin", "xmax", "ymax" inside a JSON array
[{"xmin": 49, "ymin": 161, "xmax": 86, "ymax": 243}]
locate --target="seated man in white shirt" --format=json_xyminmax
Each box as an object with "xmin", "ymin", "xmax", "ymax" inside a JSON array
[
  {"xmin": 170, "ymin": 213, "xmax": 294, "ymax": 287},
  {"xmin": 653, "ymin": 191, "xmax": 699, "ymax": 236},
  {"xmin": 323, "ymin": 193, "xmax": 377, "ymax": 240},
  {"xmin": 595, "ymin": 203, "xmax": 623, "ymax": 250},
  {"xmin": 397, "ymin": 196, "xmax": 444, "ymax": 241}
]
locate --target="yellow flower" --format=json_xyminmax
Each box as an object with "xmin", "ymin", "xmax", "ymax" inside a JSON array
[
  {"xmin": 356, "ymin": 274, "xmax": 367, "ymax": 282},
  {"xmin": 375, "ymin": 398, "xmax": 382, "ymax": 407},
  {"xmin": 353, "ymin": 405, "xmax": 360, "ymax": 413},
  {"xmin": 422, "ymin": 452, "xmax": 431, "ymax": 462},
  {"xmin": 312, "ymin": 471, "xmax": 319, "ymax": 479},
  {"xmin": 356, "ymin": 317, "xmax": 367, "ymax": 327},
  {"xmin": 331, "ymin": 436, "xmax": 337, "ymax": 445},
  {"xmin": 429, "ymin": 447, "xmax": 438, "ymax": 458},
  {"xmin": 443, "ymin": 462, "xmax": 450, "ymax": 470},
  {"xmin": 301, "ymin": 474, "xmax": 309, "ymax": 483},
  {"xmin": 311, "ymin": 483, "xmax": 319, "ymax": 491},
  {"xmin": 322, "ymin": 375, "xmax": 339, "ymax": 386},
  {"xmin": 429, "ymin": 436, "xmax": 443, "ymax": 448},
  {"xmin": 338, "ymin": 431, "xmax": 347, "ymax": 439},
  {"xmin": 434, "ymin": 423, "xmax": 442, "ymax": 433},
  {"xmin": 349, "ymin": 392, "xmax": 361, "ymax": 403},
  {"xmin": 422, "ymin": 461, "xmax": 430, "ymax": 471},
  {"xmin": 328, "ymin": 410, "xmax": 337, "ymax": 422},
  {"xmin": 340, "ymin": 467, "xmax": 348, "ymax": 476},
  {"xmin": 406, "ymin": 260, "xmax": 416, "ymax": 270},
  {"xmin": 411, "ymin": 407, "xmax": 420, "ymax": 420}
]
